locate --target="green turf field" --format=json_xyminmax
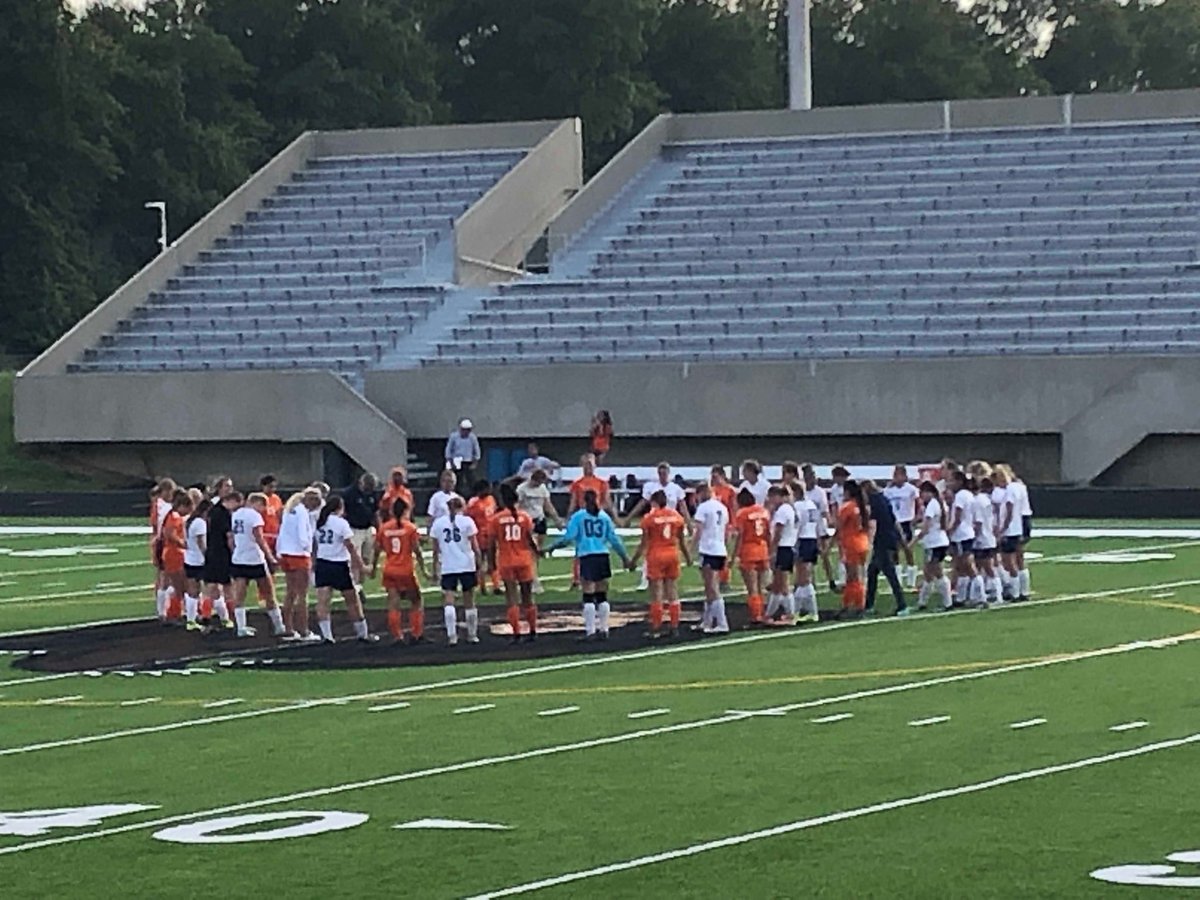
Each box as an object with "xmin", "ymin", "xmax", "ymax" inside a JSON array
[{"xmin": 1, "ymin": 518, "xmax": 1199, "ymax": 898}]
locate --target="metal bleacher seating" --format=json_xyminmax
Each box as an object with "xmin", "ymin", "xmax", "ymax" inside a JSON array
[{"xmin": 424, "ymin": 123, "xmax": 1200, "ymax": 365}]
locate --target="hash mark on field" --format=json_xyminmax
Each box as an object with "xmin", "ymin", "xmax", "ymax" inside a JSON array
[
  {"xmin": 1010, "ymin": 718, "xmax": 1047, "ymax": 730},
  {"xmin": 369, "ymin": 702, "xmax": 411, "ymax": 713},
  {"xmin": 1110, "ymin": 720, "xmax": 1149, "ymax": 732},
  {"xmin": 627, "ymin": 708, "xmax": 670, "ymax": 720},
  {"xmin": 120, "ymin": 698, "xmax": 161, "ymax": 707},
  {"xmin": 1151, "ymin": 591, "xmax": 1176, "ymax": 599},
  {"xmin": 908, "ymin": 715, "xmax": 951, "ymax": 727},
  {"xmin": 537, "ymin": 706, "xmax": 580, "ymax": 718},
  {"xmin": 201, "ymin": 699, "xmax": 243, "ymax": 709},
  {"xmin": 37, "ymin": 695, "xmax": 84, "ymax": 705},
  {"xmin": 811, "ymin": 713, "xmax": 854, "ymax": 724},
  {"xmin": 453, "ymin": 704, "xmax": 496, "ymax": 715}
]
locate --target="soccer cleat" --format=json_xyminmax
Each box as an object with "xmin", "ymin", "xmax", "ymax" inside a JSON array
[
  {"xmin": 795, "ymin": 613, "xmax": 819, "ymax": 624},
  {"xmin": 236, "ymin": 626, "xmax": 257, "ymax": 638},
  {"xmin": 524, "ymin": 632, "xmax": 536, "ymax": 643},
  {"xmin": 447, "ymin": 635, "xmax": 459, "ymax": 647},
  {"xmin": 222, "ymin": 619, "xmax": 235, "ymax": 630},
  {"xmin": 466, "ymin": 635, "xmax": 480, "ymax": 644},
  {"xmin": 358, "ymin": 634, "xmax": 380, "ymax": 644},
  {"xmin": 895, "ymin": 607, "xmax": 913, "ymax": 618},
  {"xmin": 302, "ymin": 632, "xmax": 322, "ymax": 643},
  {"xmin": 185, "ymin": 621, "xmax": 203, "ymax": 632},
  {"xmin": 280, "ymin": 631, "xmax": 302, "ymax": 642}
]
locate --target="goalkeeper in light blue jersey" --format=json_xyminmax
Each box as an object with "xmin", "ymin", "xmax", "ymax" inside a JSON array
[{"xmin": 545, "ymin": 490, "xmax": 631, "ymax": 640}]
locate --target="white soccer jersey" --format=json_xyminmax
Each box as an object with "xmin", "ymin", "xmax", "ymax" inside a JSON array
[
  {"xmin": 829, "ymin": 482, "xmax": 845, "ymax": 508},
  {"xmin": 517, "ymin": 481, "xmax": 552, "ymax": 522},
  {"xmin": 184, "ymin": 517, "xmax": 207, "ymax": 567},
  {"xmin": 277, "ymin": 504, "xmax": 314, "ymax": 557},
  {"xmin": 793, "ymin": 497, "xmax": 821, "ymax": 540},
  {"xmin": 951, "ymin": 489, "xmax": 975, "ymax": 542},
  {"xmin": 230, "ymin": 507, "xmax": 266, "ymax": 566},
  {"xmin": 426, "ymin": 490, "xmax": 462, "ymax": 524},
  {"xmin": 991, "ymin": 487, "xmax": 1007, "ymax": 529},
  {"xmin": 432, "ymin": 513, "xmax": 478, "ymax": 575},
  {"xmin": 694, "ymin": 499, "xmax": 730, "ymax": 557},
  {"xmin": 884, "ymin": 482, "xmax": 919, "ymax": 524},
  {"xmin": 1010, "ymin": 480, "xmax": 1033, "ymax": 517},
  {"xmin": 737, "ymin": 478, "xmax": 769, "ymax": 507},
  {"xmin": 973, "ymin": 493, "xmax": 997, "ymax": 550},
  {"xmin": 1003, "ymin": 484, "xmax": 1025, "ymax": 537},
  {"xmin": 643, "ymin": 480, "xmax": 687, "ymax": 510},
  {"xmin": 772, "ymin": 503, "xmax": 799, "ymax": 547},
  {"xmin": 315, "ymin": 513, "xmax": 353, "ymax": 563},
  {"xmin": 921, "ymin": 498, "xmax": 950, "ymax": 549},
  {"xmin": 805, "ymin": 486, "xmax": 829, "ymax": 525}
]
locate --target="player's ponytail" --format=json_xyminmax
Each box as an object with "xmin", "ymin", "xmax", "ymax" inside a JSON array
[
  {"xmin": 498, "ymin": 482, "xmax": 518, "ymax": 513},
  {"xmin": 584, "ymin": 489, "xmax": 599, "ymax": 516},
  {"xmin": 845, "ymin": 479, "xmax": 869, "ymax": 531},
  {"xmin": 316, "ymin": 496, "xmax": 343, "ymax": 529}
]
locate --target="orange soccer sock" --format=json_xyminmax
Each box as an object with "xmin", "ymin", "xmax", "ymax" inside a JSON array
[
  {"xmin": 387, "ymin": 609, "xmax": 403, "ymax": 640},
  {"xmin": 668, "ymin": 601, "xmax": 681, "ymax": 629},
  {"xmin": 524, "ymin": 603, "xmax": 538, "ymax": 633},
  {"xmin": 719, "ymin": 567, "xmax": 730, "ymax": 586},
  {"xmin": 199, "ymin": 596, "xmax": 213, "ymax": 619},
  {"xmin": 649, "ymin": 601, "xmax": 664, "ymax": 631},
  {"xmin": 410, "ymin": 607, "xmax": 424, "ymax": 639},
  {"xmin": 491, "ymin": 570, "xmax": 502, "ymax": 590},
  {"xmin": 506, "ymin": 605, "xmax": 522, "ymax": 636},
  {"xmin": 747, "ymin": 594, "xmax": 764, "ymax": 622},
  {"xmin": 166, "ymin": 593, "xmax": 182, "ymax": 620},
  {"xmin": 843, "ymin": 581, "xmax": 865, "ymax": 610}
]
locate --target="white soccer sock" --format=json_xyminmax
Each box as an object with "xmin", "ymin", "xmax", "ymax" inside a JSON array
[
  {"xmin": 597, "ymin": 601, "xmax": 610, "ymax": 633},
  {"xmin": 702, "ymin": 600, "xmax": 713, "ymax": 628},
  {"xmin": 836, "ymin": 561, "xmax": 846, "ymax": 584},
  {"xmin": 582, "ymin": 601, "xmax": 597, "ymax": 635},
  {"xmin": 213, "ymin": 597, "xmax": 229, "ymax": 621},
  {"xmin": 782, "ymin": 593, "xmax": 796, "ymax": 617},
  {"xmin": 184, "ymin": 594, "xmax": 198, "ymax": 623},
  {"xmin": 712, "ymin": 598, "xmax": 729, "ymax": 631},
  {"xmin": 353, "ymin": 618, "xmax": 368, "ymax": 639},
  {"xmin": 234, "ymin": 607, "xmax": 248, "ymax": 630},
  {"xmin": 917, "ymin": 582, "xmax": 929, "ymax": 607},
  {"xmin": 1018, "ymin": 569, "xmax": 1031, "ymax": 597},
  {"xmin": 318, "ymin": 617, "xmax": 333, "ymax": 640},
  {"xmin": 971, "ymin": 576, "xmax": 985, "ymax": 604},
  {"xmin": 155, "ymin": 589, "xmax": 167, "ymax": 618},
  {"xmin": 991, "ymin": 576, "xmax": 1004, "ymax": 601},
  {"xmin": 465, "ymin": 607, "xmax": 479, "ymax": 639},
  {"xmin": 764, "ymin": 593, "xmax": 782, "ymax": 619},
  {"xmin": 443, "ymin": 604, "xmax": 458, "ymax": 639},
  {"xmin": 267, "ymin": 607, "xmax": 285, "ymax": 635},
  {"xmin": 955, "ymin": 578, "xmax": 968, "ymax": 605},
  {"xmin": 803, "ymin": 584, "xmax": 818, "ymax": 615},
  {"xmin": 938, "ymin": 577, "xmax": 953, "ymax": 608}
]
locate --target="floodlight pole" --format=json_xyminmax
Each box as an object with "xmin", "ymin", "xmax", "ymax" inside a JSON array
[
  {"xmin": 787, "ymin": 0, "xmax": 813, "ymax": 111},
  {"xmin": 144, "ymin": 201, "xmax": 168, "ymax": 255}
]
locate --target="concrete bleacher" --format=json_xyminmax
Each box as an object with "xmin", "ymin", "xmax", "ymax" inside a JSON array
[{"xmin": 424, "ymin": 123, "xmax": 1200, "ymax": 366}]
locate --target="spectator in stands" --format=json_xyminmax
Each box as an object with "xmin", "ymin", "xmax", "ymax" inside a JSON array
[
  {"xmin": 516, "ymin": 442, "xmax": 561, "ymax": 481},
  {"xmin": 342, "ymin": 473, "xmax": 381, "ymax": 607},
  {"xmin": 445, "ymin": 418, "xmax": 482, "ymax": 493},
  {"xmin": 863, "ymin": 480, "xmax": 908, "ymax": 617},
  {"xmin": 590, "ymin": 410, "xmax": 613, "ymax": 463}
]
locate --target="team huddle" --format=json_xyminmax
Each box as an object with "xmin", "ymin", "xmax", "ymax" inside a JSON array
[{"xmin": 143, "ymin": 454, "xmax": 1034, "ymax": 645}]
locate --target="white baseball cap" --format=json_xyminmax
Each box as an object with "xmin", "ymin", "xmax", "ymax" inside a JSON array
[{"xmin": 459, "ymin": 418, "xmax": 473, "ymax": 429}]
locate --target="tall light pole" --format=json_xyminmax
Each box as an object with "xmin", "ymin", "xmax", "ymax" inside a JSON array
[
  {"xmin": 144, "ymin": 201, "xmax": 167, "ymax": 255},
  {"xmin": 787, "ymin": 0, "xmax": 813, "ymax": 111}
]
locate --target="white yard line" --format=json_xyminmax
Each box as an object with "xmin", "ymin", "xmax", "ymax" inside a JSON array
[
  {"xmin": 0, "ymin": 584, "xmax": 154, "ymax": 606},
  {"xmin": 453, "ymin": 704, "xmax": 497, "ymax": 715},
  {"xmin": 466, "ymin": 730, "xmax": 1200, "ymax": 899},
  {"xmin": 119, "ymin": 698, "xmax": 161, "ymax": 707},
  {"xmin": 1010, "ymin": 718, "xmax": 1047, "ymax": 730},
  {"xmin": 1109, "ymin": 720, "xmax": 1149, "ymax": 732},
  {"xmin": 368, "ymin": 702, "xmax": 411, "ymax": 713},
  {"xmin": 36, "ymin": 695, "xmax": 84, "ymax": 705},
  {"xmin": 0, "ymin": 672, "xmax": 82, "ymax": 689},
  {"xmin": 200, "ymin": 699, "xmax": 243, "ymax": 710},
  {"xmin": 537, "ymin": 706, "xmax": 580, "ymax": 717},
  {"xmin": 1, "ymin": 561, "xmax": 145, "ymax": 579},
  {"xmin": 908, "ymin": 715, "xmax": 951, "ymax": 727},
  {"xmin": 811, "ymin": 713, "xmax": 854, "ymax": 724},
  {"xmin": 627, "ymin": 709, "xmax": 670, "ymax": 720}
]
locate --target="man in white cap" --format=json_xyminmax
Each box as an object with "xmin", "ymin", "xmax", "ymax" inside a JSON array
[{"xmin": 445, "ymin": 418, "xmax": 482, "ymax": 493}]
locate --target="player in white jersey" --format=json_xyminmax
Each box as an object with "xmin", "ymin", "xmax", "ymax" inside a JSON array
[
  {"xmin": 622, "ymin": 462, "xmax": 691, "ymax": 590},
  {"xmin": 973, "ymin": 476, "xmax": 1003, "ymax": 604},
  {"xmin": 791, "ymin": 487, "xmax": 822, "ymax": 623},
  {"xmin": 431, "ymin": 496, "xmax": 482, "ymax": 645},
  {"xmin": 994, "ymin": 464, "xmax": 1032, "ymax": 601},
  {"xmin": 799, "ymin": 464, "xmax": 834, "ymax": 589},
  {"xmin": 228, "ymin": 492, "xmax": 284, "ymax": 638},
  {"xmin": 883, "ymin": 465, "xmax": 921, "ymax": 589},
  {"xmin": 947, "ymin": 471, "xmax": 980, "ymax": 607},
  {"xmin": 765, "ymin": 485, "xmax": 799, "ymax": 621},
  {"xmin": 277, "ymin": 488, "xmax": 324, "ymax": 641},
  {"xmin": 914, "ymin": 481, "xmax": 952, "ymax": 611},
  {"xmin": 691, "ymin": 483, "xmax": 731, "ymax": 633},
  {"xmin": 313, "ymin": 495, "xmax": 375, "ymax": 644},
  {"xmin": 183, "ymin": 497, "xmax": 209, "ymax": 631},
  {"xmin": 426, "ymin": 469, "xmax": 463, "ymax": 530},
  {"xmin": 738, "ymin": 459, "xmax": 770, "ymax": 506}
]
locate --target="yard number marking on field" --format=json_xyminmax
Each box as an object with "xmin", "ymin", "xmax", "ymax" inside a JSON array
[{"xmin": 393, "ymin": 818, "xmax": 511, "ymax": 831}]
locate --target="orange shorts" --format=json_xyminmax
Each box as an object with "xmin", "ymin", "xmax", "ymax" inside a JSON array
[
  {"xmin": 646, "ymin": 554, "xmax": 681, "ymax": 582},
  {"xmin": 280, "ymin": 554, "xmax": 311, "ymax": 573},
  {"xmin": 382, "ymin": 571, "xmax": 420, "ymax": 593},
  {"xmin": 499, "ymin": 563, "xmax": 535, "ymax": 585},
  {"xmin": 841, "ymin": 539, "xmax": 870, "ymax": 566},
  {"xmin": 162, "ymin": 554, "xmax": 185, "ymax": 575},
  {"xmin": 739, "ymin": 556, "xmax": 770, "ymax": 572}
]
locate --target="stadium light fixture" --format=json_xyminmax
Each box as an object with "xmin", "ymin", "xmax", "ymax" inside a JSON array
[
  {"xmin": 787, "ymin": 0, "xmax": 813, "ymax": 111},
  {"xmin": 144, "ymin": 201, "xmax": 168, "ymax": 255}
]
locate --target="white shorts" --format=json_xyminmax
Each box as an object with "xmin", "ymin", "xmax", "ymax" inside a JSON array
[{"xmin": 351, "ymin": 527, "xmax": 376, "ymax": 567}]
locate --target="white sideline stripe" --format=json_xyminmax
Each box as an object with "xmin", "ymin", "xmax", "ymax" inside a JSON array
[
  {"xmin": 0, "ymin": 672, "xmax": 82, "ymax": 689},
  {"xmin": 537, "ymin": 706, "xmax": 580, "ymax": 717},
  {"xmin": 453, "ymin": 704, "xmax": 496, "ymax": 715},
  {"xmin": 1010, "ymin": 718, "xmax": 1047, "ymax": 730},
  {"xmin": 368, "ymin": 702, "xmax": 411, "ymax": 713},
  {"xmin": 627, "ymin": 708, "xmax": 670, "ymax": 720},
  {"xmin": 0, "ymin": 526, "xmax": 151, "ymax": 536},
  {"xmin": 1034, "ymin": 539, "xmax": 1200, "ymax": 564},
  {"xmin": 0, "ymin": 578, "xmax": 1196, "ymax": 758},
  {"xmin": 119, "ymin": 698, "xmax": 161, "ymax": 707},
  {"xmin": 811, "ymin": 713, "xmax": 854, "ymax": 724},
  {"xmin": 0, "ymin": 583, "xmax": 154, "ymax": 606},
  {"xmin": 201, "ymin": 699, "xmax": 243, "ymax": 709},
  {"xmin": 908, "ymin": 716, "xmax": 950, "ymax": 727},
  {"xmin": 2, "ymin": 639, "xmax": 1199, "ymax": 858},
  {"xmin": 1110, "ymin": 720, "xmax": 1149, "ymax": 732},
  {"xmin": 466, "ymin": 731, "xmax": 1200, "ymax": 899},
  {"xmin": 36, "ymin": 695, "xmax": 84, "ymax": 705},
  {"xmin": 2, "ymin": 560, "xmax": 144, "ymax": 579}
]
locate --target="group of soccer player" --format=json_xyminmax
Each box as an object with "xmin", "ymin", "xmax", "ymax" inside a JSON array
[{"xmin": 145, "ymin": 451, "xmax": 1033, "ymax": 646}]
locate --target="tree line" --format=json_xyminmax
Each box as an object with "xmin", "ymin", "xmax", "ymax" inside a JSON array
[{"xmin": 3, "ymin": 0, "xmax": 1198, "ymax": 360}]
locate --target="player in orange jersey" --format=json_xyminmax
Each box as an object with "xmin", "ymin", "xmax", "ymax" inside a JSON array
[
  {"xmin": 567, "ymin": 453, "xmax": 611, "ymax": 590},
  {"xmin": 837, "ymin": 480, "xmax": 873, "ymax": 619},
  {"xmin": 159, "ymin": 489, "xmax": 193, "ymax": 624},
  {"xmin": 379, "ymin": 466, "xmax": 414, "ymax": 521},
  {"xmin": 629, "ymin": 489, "xmax": 690, "ymax": 639},
  {"xmin": 710, "ymin": 465, "xmax": 736, "ymax": 586},
  {"xmin": 150, "ymin": 477, "xmax": 176, "ymax": 620},
  {"xmin": 466, "ymin": 480, "xmax": 501, "ymax": 595},
  {"xmin": 491, "ymin": 483, "xmax": 541, "ymax": 643},
  {"xmin": 372, "ymin": 498, "xmax": 428, "ymax": 643},
  {"xmin": 259, "ymin": 474, "xmax": 284, "ymax": 557},
  {"xmin": 730, "ymin": 488, "xmax": 771, "ymax": 623}
]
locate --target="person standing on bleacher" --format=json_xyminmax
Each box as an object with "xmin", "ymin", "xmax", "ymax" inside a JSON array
[{"xmin": 445, "ymin": 418, "xmax": 481, "ymax": 493}]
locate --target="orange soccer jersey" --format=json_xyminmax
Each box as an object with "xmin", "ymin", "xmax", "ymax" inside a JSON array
[
  {"xmin": 160, "ymin": 511, "xmax": 186, "ymax": 572},
  {"xmin": 569, "ymin": 475, "xmax": 610, "ymax": 511},
  {"xmin": 377, "ymin": 518, "xmax": 420, "ymax": 591},
  {"xmin": 642, "ymin": 507, "xmax": 685, "ymax": 581},
  {"xmin": 712, "ymin": 483, "xmax": 736, "ymax": 520},
  {"xmin": 466, "ymin": 495, "xmax": 497, "ymax": 546},
  {"xmin": 380, "ymin": 485, "xmax": 415, "ymax": 519},
  {"xmin": 492, "ymin": 508, "xmax": 536, "ymax": 582},
  {"xmin": 734, "ymin": 505, "xmax": 771, "ymax": 565},
  {"xmin": 838, "ymin": 501, "xmax": 871, "ymax": 564},
  {"xmin": 262, "ymin": 493, "xmax": 284, "ymax": 539}
]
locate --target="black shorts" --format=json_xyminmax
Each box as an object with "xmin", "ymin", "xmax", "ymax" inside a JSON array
[
  {"xmin": 973, "ymin": 546, "xmax": 996, "ymax": 561},
  {"xmin": 1021, "ymin": 516, "xmax": 1033, "ymax": 544},
  {"xmin": 950, "ymin": 538, "xmax": 974, "ymax": 556},
  {"xmin": 203, "ymin": 555, "xmax": 231, "ymax": 585},
  {"xmin": 701, "ymin": 554, "xmax": 726, "ymax": 572},
  {"xmin": 795, "ymin": 538, "xmax": 819, "ymax": 565},
  {"xmin": 1000, "ymin": 535, "xmax": 1021, "ymax": 554},
  {"xmin": 578, "ymin": 553, "xmax": 612, "ymax": 583},
  {"xmin": 184, "ymin": 564, "xmax": 206, "ymax": 581},
  {"xmin": 314, "ymin": 558, "xmax": 354, "ymax": 591},
  {"xmin": 441, "ymin": 571, "xmax": 478, "ymax": 592},
  {"xmin": 774, "ymin": 546, "xmax": 795, "ymax": 571},
  {"xmin": 926, "ymin": 546, "xmax": 948, "ymax": 563},
  {"xmin": 230, "ymin": 562, "xmax": 268, "ymax": 582},
  {"xmin": 898, "ymin": 521, "xmax": 914, "ymax": 543},
  {"xmin": 533, "ymin": 518, "xmax": 548, "ymax": 536}
]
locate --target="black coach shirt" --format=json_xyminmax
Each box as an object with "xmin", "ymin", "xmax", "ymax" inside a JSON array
[
  {"xmin": 342, "ymin": 484, "xmax": 381, "ymax": 529},
  {"xmin": 868, "ymin": 492, "xmax": 898, "ymax": 551},
  {"xmin": 206, "ymin": 503, "xmax": 232, "ymax": 562}
]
